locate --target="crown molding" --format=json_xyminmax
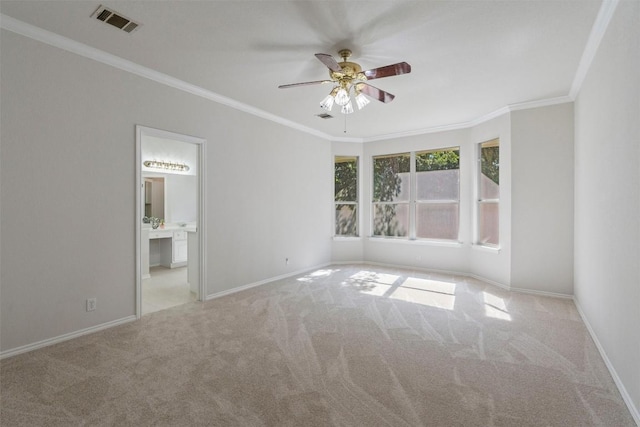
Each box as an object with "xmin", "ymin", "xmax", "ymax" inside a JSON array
[
  {"xmin": 570, "ymin": 0, "xmax": 620, "ymax": 99},
  {"xmin": 0, "ymin": 8, "xmax": 609, "ymax": 144},
  {"xmin": 362, "ymin": 95, "xmax": 573, "ymax": 143},
  {"xmin": 362, "ymin": 120, "xmax": 474, "ymax": 143},
  {"xmin": 507, "ymin": 95, "xmax": 573, "ymax": 112},
  {"xmin": 0, "ymin": 14, "xmax": 334, "ymax": 141}
]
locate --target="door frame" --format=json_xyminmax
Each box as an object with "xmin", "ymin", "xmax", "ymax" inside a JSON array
[{"xmin": 135, "ymin": 125, "xmax": 207, "ymax": 318}]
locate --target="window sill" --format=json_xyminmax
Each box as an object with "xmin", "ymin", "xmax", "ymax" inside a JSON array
[
  {"xmin": 367, "ymin": 237, "xmax": 463, "ymax": 248},
  {"xmin": 472, "ymin": 244, "xmax": 501, "ymax": 254},
  {"xmin": 333, "ymin": 236, "xmax": 362, "ymax": 242}
]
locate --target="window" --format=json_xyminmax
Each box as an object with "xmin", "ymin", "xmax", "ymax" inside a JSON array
[
  {"xmin": 415, "ymin": 148, "xmax": 460, "ymax": 240},
  {"xmin": 372, "ymin": 153, "xmax": 410, "ymax": 237},
  {"xmin": 372, "ymin": 149, "xmax": 460, "ymax": 240},
  {"xmin": 334, "ymin": 156, "xmax": 358, "ymax": 236},
  {"xmin": 477, "ymin": 139, "xmax": 499, "ymax": 246}
]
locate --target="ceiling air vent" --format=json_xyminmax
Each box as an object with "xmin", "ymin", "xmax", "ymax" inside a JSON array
[
  {"xmin": 91, "ymin": 5, "xmax": 141, "ymax": 33},
  {"xmin": 316, "ymin": 113, "xmax": 334, "ymax": 119}
]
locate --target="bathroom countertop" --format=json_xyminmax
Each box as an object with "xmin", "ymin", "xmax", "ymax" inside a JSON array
[{"xmin": 143, "ymin": 223, "xmax": 197, "ymax": 233}]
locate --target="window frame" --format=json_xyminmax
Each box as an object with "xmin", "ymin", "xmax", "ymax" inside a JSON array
[
  {"xmin": 371, "ymin": 147, "xmax": 460, "ymax": 242},
  {"xmin": 371, "ymin": 152, "xmax": 411, "ymax": 238},
  {"xmin": 334, "ymin": 155, "xmax": 359, "ymax": 237},
  {"xmin": 476, "ymin": 138, "xmax": 500, "ymax": 248},
  {"xmin": 414, "ymin": 147, "xmax": 461, "ymax": 241}
]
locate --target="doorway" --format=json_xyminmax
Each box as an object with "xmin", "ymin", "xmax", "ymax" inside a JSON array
[{"xmin": 135, "ymin": 126, "xmax": 207, "ymax": 318}]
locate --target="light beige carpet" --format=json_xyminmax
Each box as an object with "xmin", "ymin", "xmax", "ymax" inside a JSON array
[{"xmin": 1, "ymin": 265, "xmax": 635, "ymax": 426}]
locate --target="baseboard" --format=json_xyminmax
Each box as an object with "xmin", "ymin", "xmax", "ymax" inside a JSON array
[
  {"xmin": 356, "ymin": 260, "xmax": 473, "ymax": 279},
  {"xmin": 466, "ymin": 272, "xmax": 511, "ymax": 292},
  {"xmin": 573, "ymin": 299, "xmax": 640, "ymax": 425},
  {"xmin": 334, "ymin": 260, "xmax": 513, "ymax": 293},
  {"xmin": 0, "ymin": 315, "xmax": 137, "ymax": 360},
  {"xmin": 205, "ymin": 262, "xmax": 332, "ymax": 301},
  {"xmin": 509, "ymin": 286, "xmax": 573, "ymax": 299},
  {"xmin": 333, "ymin": 260, "xmax": 574, "ymax": 299}
]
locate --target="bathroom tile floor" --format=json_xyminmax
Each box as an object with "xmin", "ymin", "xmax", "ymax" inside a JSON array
[{"xmin": 142, "ymin": 266, "xmax": 196, "ymax": 315}]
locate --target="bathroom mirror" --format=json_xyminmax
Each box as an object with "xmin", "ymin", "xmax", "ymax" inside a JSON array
[{"xmin": 144, "ymin": 177, "xmax": 165, "ymax": 220}]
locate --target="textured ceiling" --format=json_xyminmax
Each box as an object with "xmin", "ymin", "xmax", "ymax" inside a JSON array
[{"xmin": 1, "ymin": 1, "xmax": 602, "ymax": 139}]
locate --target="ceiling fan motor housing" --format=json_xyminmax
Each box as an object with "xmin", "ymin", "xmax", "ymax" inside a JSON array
[{"xmin": 330, "ymin": 61, "xmax": 366, "ymax": 88}]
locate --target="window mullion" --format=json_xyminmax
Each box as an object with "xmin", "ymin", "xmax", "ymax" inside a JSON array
[{"xmin": 409, "ymin": 151, "xmax": 416, "ymax": 240}]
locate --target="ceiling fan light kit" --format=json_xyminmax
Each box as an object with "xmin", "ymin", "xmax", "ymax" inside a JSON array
[
  {"xmin": 341, "ymin": 101, "xmax": 354, "ymax": 115},
  {"xmin": 320, "ymin": 94, "xmax": 335, "ymax": 111},
  {"xmin": 355, "ymin": 91, "xmax": 370, "ymax": 110},
  {"xmin": 279, "ymin": 49, "xmax": 411, "ymax": 115}
]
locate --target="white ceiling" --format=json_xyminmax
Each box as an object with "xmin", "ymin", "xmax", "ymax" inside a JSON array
[{"xmin": 1, "ymin": 1, "xmax": 603, "ymax": 139}]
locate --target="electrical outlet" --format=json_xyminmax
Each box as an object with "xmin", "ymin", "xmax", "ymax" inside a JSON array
[
  {"xmin": 86, "ymin": 298, "xmax": 97, "ymax": 312},
  {"xmin": 285, "ymin": 257, "xmax": 289, "ymax": 265}
]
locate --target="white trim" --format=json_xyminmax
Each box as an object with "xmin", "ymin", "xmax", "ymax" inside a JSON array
[
  {"xmin": 331, "ymin": 261, "xmax": 575, "ymax": 300},
  {"xmin": 362, "ymin": 120, "xmax": 476, "ymax": 143},
  {"xmin": 569, "ymin": 0, "xmax": 620, "ymax": 99},
  {"xmin": 507, "ymin": 96, "xmax": 574, "ymax": 113},
  {"xmin": 509, "ymin": 286, "xmax": 573, "ymax": 299},
  {"xmin": 0, "ymin": 14, "xmax": 583, "ymax": 144},
  {"xmin": 346, "ymin": 260, "xmax": 470, "ymax": 279},
  {"xmin": 326, "ymin": 135, "xmax": 364, "ymax": 143},
  {"xmin": 197, "ymin": 134, "xmax": 208, "ymax": 307},
  {"xmin": 573, "ymin": 298, "xmax": 640, "ymax": 425},
  {"xmin": 136, "ymin": 125, "xmax": 208, "ymax": 318},
  {"xmin": 0, "ymin": 14, "xmax": 332, "ymax": 142},
  {"xmin": 366, "ymin": 237, "xmax": 464, "ymax": 248},
  {"xmin": 361, "ymin": 97, "xmax": 572, "ymax": 143},
  {"xmin": 205, "ymin": 263, "xmax": 331, "ymax": 301},
  {"xmin": 0, "ymin": 316, "xmax": 137, "ymax": 360},
  {"xmin": 471, "ymin": 244, "xmax": 501, "ymax": 254},
  {"xmin": 466, "ymin": 273, "xmax": 511, "ymax": 292},
  {"xmin": 136, "ymin": 127, "xmax": 142, "ymax": 317},
  {"xmin": 469, "ymin": 106, "xmax": 511, "ymax": 128},
  {"xmin": 358, "ymin": 261, "xmax": 513, "ymax": 293},
  {"xmin": 333, "ymin": 236, "xmax": 362, "ymax": 242}
]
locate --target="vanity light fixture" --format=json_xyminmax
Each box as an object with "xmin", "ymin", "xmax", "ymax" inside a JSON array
[{"xmin": 143, "ymin": 160, "xmax": 190, "ymax": 172}]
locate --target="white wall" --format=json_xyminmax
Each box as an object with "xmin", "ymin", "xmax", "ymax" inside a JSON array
[
  {"xmin": 511, "ymin": 103, "xmax": 574, "ymax": 295},
  {"xmin": 0, "ymin": 31, "xmax": 331, "ymax": 353},
  {"xmin": 574, "ymin": 0, "xmax": 640, "ymax": 419},
  {"xmin": 166, "ymin": 174, "xmax": 197, "ymax": 223}
]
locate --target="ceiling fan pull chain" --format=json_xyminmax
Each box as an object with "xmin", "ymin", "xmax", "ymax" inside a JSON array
[{"xmin": 344, "ymin": 114, "xmax": 347, "ymax": 134}]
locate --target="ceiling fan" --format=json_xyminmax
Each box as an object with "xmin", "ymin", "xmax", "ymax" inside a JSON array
[{"xmin": 278, "ymin": 49, "xmax": 411, "ymax": 114}]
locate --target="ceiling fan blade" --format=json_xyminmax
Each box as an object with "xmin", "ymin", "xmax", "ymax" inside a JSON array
[
  {"xmin": 315, "ymin": 53, "xmax": 343, "ymax": 72},
  {"xmin": 278, "ymin": 80, "xmax": 333, "ymax": 89},
  {"xmin": 357, "ymin": 83, "xmax": 395, "ymax": 103},
  {"xmin": 363, "ymin": 62, "xmax": 411, "ymax": 80}
]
